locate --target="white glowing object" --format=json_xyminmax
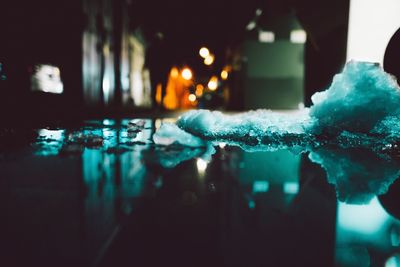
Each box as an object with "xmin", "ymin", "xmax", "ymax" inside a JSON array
[
  {"xmin": 253, "ymin": 181, "xmax": 269, "ymax": 193},
  {"xmin": 246, "ymin": 21, "xmax": 256, "ymax": 31},
  {"xmin": 207, "ymin": 76, "xmax": 218, "ymax": 90},
  {"xmin": 188, "ymin": 94, "xmax": 196, "ymax": 102},
  {"xmin": 195, "ymin": 84, "xmax": 204, "ymax": 96},
  {"xmin": 347, "ymin": 0, "xmax": 400, "ymax": 65},
  {"xmin": 38, "ymin": 129, "xmax": 64, "ymax": 140},
  {"xmin": 386, "ymin": 254, "xmax": 400, "ymax": 267},
  {"xmin": 199, "ymin": 47, "xmax": 210, "ymax": 58},
  {"xmin": 131, "ymin": 71, "xmax": 144, "ymax": 104},
  {"xmin": 258, "ymin": 31, "xmax": 275, "ymax": 43},
  {"xmin": 102, "ymin": 77, "xmax": 110, "ymax": 97},
  {"xmin": 181, "ymin": 68, "xmax": 193, "ymax": 80},
  {"xmin": 196, "ymin": 158, "xmax": 207, "ymax": 175},
  {"xmin": 221, "ymin": 70, "xmax": 228, "ymax": 80},
  {"xmin": 290, "ymin": 30, "xmax": 306, "ymax": 44},
  {"xmin": 31, "ymin": 64, "xmax": 63, "ymax": 94}
]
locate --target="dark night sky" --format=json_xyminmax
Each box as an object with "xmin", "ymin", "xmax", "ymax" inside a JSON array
[
  {"xmin": 136, "ymin": 0, "xmax": 259, "ymax": 45},
  {"xmin": 133, "ymin": 0, "xmax": 261, "ymax": 67}
]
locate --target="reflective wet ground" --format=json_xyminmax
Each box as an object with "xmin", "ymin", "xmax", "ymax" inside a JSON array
[{"xmin": 1, "ymin": 118, "xmax": 400, "ymax": 267}]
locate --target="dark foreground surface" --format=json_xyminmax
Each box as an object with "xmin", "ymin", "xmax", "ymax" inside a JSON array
[{"xmin": 1, "ymin": 118, "xmax": 400, "ymax": 267}]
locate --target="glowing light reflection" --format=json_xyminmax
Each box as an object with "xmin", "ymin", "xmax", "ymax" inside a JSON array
[
  {"xmin": 386, "ymin": 254, "xmax": 400, "ymax": 267},
  {"xmin": 253, "ymin": 181, "xmax": 269, "ymax": 193},
  {"xmin": 196, "ymin": 158, "xmax": 207, "ymax": 176},
  {"xmin": 221, "ymin": 70, "xmax": 228, "ymax": 80},
  {"xmin": 208, "ymin": 76, "xmax": 218, "ymax": 91},
  {"xmin": 195, "ymin": 84, "xmax": 204, "ymax": 96},
  {"xmin": 290, "ymin": 30, "xmax": 307, "ymax": 43},
  {"xmin": 38, "ymin": 129, "xmax": 64, "ymax": 140},
  {"xmin": 337, "ymin": 197, "xmax": 390, "ymax": 235},
  {"xmin": 283, "ymin": 182, "xmax": 299, "ymax": 194}
]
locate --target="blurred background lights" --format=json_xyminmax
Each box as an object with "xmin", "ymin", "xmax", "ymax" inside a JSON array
[
  {"xmin": 290, "ymin": 29, "xmax": 307, "ymax": 43},
  {"xmin": 195, "ymin": 84, "xmax": 204, "ymax": 96},
  {"xmin": 248, "ymin": 199, "xmax": 256, "ymax": 209},
  {"xmin": 258, "ymin": 31, "xmax": 275, "ymax": 43},
  {"xmin": 170, "ymin": 67, "xmax": 179, "ymax": 78},
  {"xmin": 204, "ymin": 54, "xmax": 215, "ymax": 65},
  {"xmin": 246, "ymin": 21, "xmax": 256, "ymax": 31},
  {"xmin": 38, "ymin": 129, "xmax": 64, "ymax": 140},
  {"xmin": 221, "ymin": 69, "xmax": 228, "ymax": 80},
  {"xmin": 199, "ymin": 47, "xmax": 210, "ymax": 58},
  {"xmin": 181, "ymin": 67, "xmax": 192, "ymax": 80},
  {"xmin": 188, "ymin": 93, "xmax": 196, "ymax": 102},
  {"xmin": 102, "ymin": 78, "xmax": 110, "ymax": 96},
  {"xmin": 207, "ymin": 76, "xmax": 218, "ymax": 90}
]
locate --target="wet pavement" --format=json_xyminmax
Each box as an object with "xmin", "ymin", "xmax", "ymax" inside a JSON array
[{"xmin": 1, "ymin": 118, "xmax": 400, "ymax": 267}]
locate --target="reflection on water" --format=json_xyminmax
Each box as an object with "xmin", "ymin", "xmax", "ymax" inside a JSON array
[
  {"xmin": 35, "ymin": 129, "xmax": 66, "ymax": 156},
  {"xmin": 2, "ymin": 119, "xmax": 400, "ymax": 266},
  {"xmin": 336, "ymin": 197, "xmax": 400, "ymax": 267},
  {"xmin": 386, "ymin": 254, "xmax": 400, "ymax": 267},
  {"xmin": 309, "ymin": 147, "xmax": 400, "ymax": 204}
]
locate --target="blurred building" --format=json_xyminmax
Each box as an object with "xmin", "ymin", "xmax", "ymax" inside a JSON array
[
  {"xmin": 82, "ymin": 0, "xmax": 152, "ymax": 110},
  {"xmin": 223, "ymin": 0, "xmax": 350, "ymax": 110},
  {"xmin": 241, "ymin": 12, "xmax": 305, "ymax": 110},
  {"xmin": 0, "ymin": 0, "xmax": 155, "ymax": 125}
]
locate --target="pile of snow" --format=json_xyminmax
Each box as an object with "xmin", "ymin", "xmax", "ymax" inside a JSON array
[{"xmin": 310, "ymin": 61, "xmax": 400, "ymax": 134}]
